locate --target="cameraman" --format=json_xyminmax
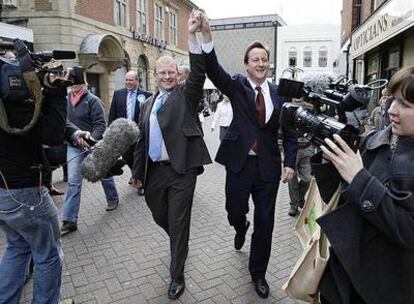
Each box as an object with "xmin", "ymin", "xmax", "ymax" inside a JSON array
[
  {"xmin": 0, "ymin": 68, "xmax": 68, "ymax": 303},
  {"xmin": 316, "ymin": 66, "xmax": 414, "ymax": 304}
]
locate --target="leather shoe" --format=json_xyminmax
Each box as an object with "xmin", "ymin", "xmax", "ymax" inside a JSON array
[
  {"xmin": 61, "ymin": 221, "xmax": 77, "ymax": 236},
  {"xmin": 137, "ymin": 186, "xmax": 145, "ymax": 196},
  {"xmin": 254, "ymin": 278, "xmax": 269, "ymax": 299},
  {"xmin": 168, "ymin": 278, "xmax": 185, "ymax": 300},
  {"xmin": 234, "ymin": 220, "xmax": 250, "ymax": 250},
  {"xmin": 288, "ymin": 205, "xmax": 299, "ymax": 217}
]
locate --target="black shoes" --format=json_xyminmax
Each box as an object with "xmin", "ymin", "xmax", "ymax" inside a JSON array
[
  {"xmin": 137, "ymin": 186, "xmax": 145, "ymax": 196},
  {"xmin": 234, "ymin": 220, "xmax": 250, "ymax": 250},
  {"xmin": 288, "ymin": 205, "xmax": 299, "ymax": 217},
  {"xmin": 254, "ymin": 278, "xmax": 269, "ymax": 299},
  {"xmin": 168, "ymin": 278, "xmax": 185, "ymax": 300},
  {"xmin": 61, "ymin": 221, "xmax": 78, "ymax": 236}
]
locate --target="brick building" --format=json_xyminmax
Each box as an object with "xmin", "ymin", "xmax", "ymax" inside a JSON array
[
  {"xmin": 340, "ymin": 0, "xmax": 414, "ymax": 85},
  {"xmin": 0, "ymin": 0, "xmax": 197, "ymax": 108}
]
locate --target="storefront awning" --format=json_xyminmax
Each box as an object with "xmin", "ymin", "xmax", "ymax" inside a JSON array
[{"xmin": 78, "ymin": 33, "xmax": 125, "ymax": 71}]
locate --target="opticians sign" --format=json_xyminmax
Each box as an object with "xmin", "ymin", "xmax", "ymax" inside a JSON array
[{"xmin": 351, "ymin": 0, "xmax": 414, "ymax": 59}]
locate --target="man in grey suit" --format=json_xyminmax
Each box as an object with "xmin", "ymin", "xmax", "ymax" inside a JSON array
[{"xmin": 132, "ymin": 11, "xmax": 211, "ymax": 300}]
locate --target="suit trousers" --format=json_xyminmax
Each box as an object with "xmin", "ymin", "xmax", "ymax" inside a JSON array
[
  {"xmin": 225, "ymin": 156, "xmax": 279, "ymax": 280},
  {"xmin": 144, "ymin": 162, "xmax": 197, "ymax": 280}
]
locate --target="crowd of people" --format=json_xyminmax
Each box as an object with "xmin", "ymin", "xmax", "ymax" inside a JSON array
[{"xmin": 0, "ymin": 8, "xmax": 413, "ymax": 304}]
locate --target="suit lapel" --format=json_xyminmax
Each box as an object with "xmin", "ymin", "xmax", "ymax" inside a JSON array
[
  {"xmin": 243, "ymin": 78, "xmax": 260, "ymax": 125},
  {"xmin": 121, "ymin": 89, "xmax": 128, "ymax": 118},
  {"xmin": 267, "ymin": 83, "xmax": 280, "ymax": 125}
]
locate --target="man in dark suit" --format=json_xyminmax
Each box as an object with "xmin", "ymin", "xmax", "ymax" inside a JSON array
[
  {"xmin": 199, "ymin": 13, "xmax": 298, "ymax": 299},
  {"xmin": 132, "ymin": 11, "xmax": 211, "ymax": 300},
  {"xmin": 109, "ymin": 71, "xmax": 151, "ymax": 193}
]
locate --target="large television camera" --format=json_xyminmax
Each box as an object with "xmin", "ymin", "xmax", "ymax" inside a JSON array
[
  {"xmin": 279, "ymin": 75, "xmax": 387, "ymax": 151},
  {"xmin": 0, "ymin": 39, "xmax": 77, "ymax": 135},
  {"xmin": 0, "ymin": 39, "xmax": 77, "ymax": 103}
]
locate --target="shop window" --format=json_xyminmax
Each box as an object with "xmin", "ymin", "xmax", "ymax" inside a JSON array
[
  {"xmin": 137, "ymin": 0, "xmax": 147, "ymax": 34},
  {"xmin": 115, "ymin": 0, "xmax": 127, "ymax": 27},
  {"xmin": 288, "ymin": 47, "xmax": 297, "ymax": 67},
  {"xmin": 303, "ymin": 46, "xmax": 312, "ymax": 67},
  {"xmin": 366, "ymin": 55, "xmax": 379, "ymax": 83},
  {"xmin": 318, "ymin": 46, "xmax": 328, "ymax": 67},
  {"xmin": 169, "ymin": 11, "xmax": 177, "ymax": 45},
  {"xmin": 154, "ymin": 3, "xmax": 163, "ymax": 39}
]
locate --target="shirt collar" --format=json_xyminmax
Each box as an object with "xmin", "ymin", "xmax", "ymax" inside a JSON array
[{"xmin": 248, "ymin": 78, "xmax": 269, "ymax": 95}]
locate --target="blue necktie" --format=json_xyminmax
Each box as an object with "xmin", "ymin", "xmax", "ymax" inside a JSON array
[
  {"xmin": 127, "ymin": 91, "xmax": 135, "ymax": 121},
  {"xmin": 148, "ymin": 92, "xmax": 169, "ymax": 161}
]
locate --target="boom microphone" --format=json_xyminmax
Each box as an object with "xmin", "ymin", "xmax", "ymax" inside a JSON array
[{"xmin": 81, "ymin": 118, "xmax": 140, "ymax": 182}]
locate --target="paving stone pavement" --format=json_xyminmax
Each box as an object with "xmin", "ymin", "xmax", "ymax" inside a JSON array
[{"xmin": 1, "ymin": 116, "xmax": 304, "ymax": 304}]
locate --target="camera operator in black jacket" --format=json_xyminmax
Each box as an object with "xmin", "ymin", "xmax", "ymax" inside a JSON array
[
  {"xmin": 315, "ymin": 66, "xmax": 414, "ymax": 304},
  {"xmin": 0, "ymin": 70, "xmax": 72, "ymax": 303}
]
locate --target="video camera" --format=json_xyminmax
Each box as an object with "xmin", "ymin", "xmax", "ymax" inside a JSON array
[
  {"xmin": 279, "ymin": 75, "xmax": 388, "ymax": 151},
  {"xmin": 0, "ymin": 39, "xmax": 77, "ymax": 103},
  {"xmin": 0, "ymin": 39, "xmax": 78, "ymax": 136}
]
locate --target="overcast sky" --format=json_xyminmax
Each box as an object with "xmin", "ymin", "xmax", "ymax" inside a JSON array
[{"xmin": 191, "ymin": 0, "xmax": 342, "ymax": 25}]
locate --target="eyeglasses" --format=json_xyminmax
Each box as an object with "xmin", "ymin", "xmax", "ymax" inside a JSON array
[{"xmin": 156, "ymin": 71, "xmax": 177, "ymax": 77}]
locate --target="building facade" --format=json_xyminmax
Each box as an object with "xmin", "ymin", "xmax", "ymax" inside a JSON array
[
  {"xmin": 0, "ymin": 0, "xmax": 197, "ymax": 108},
  {"xmin": 341, "ymin": 0, "xmax": 414, "ymax": 85},
  {"xmin": 209, "ymin": 14, "xmax": 285, "ymax": 82},
  {"xmin": 276, "ymin": 24, "xmax": 341, "ymax": 82}
]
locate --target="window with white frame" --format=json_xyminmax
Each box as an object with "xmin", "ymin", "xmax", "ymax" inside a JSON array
[
  {"xmin": 303, "ymin": 46, "xmax": 312, "ymax": 67},
  {"xmin": 154, "ymin": 3, "xmax": 163, "ymax": 39},
  {"xmin": 115, "ymin": 0, "xmax": 127, "ymax": 27},
  {"xmin": 137, "ymin": 0, "xmax": 147, "ymax": 34},
  {"xmin": 318, "ymin": 46, "xmax": 328, "ymax": 67},
  {"xmin": 288, "ymin": 47, "xmax": 297, "ymax": 67},
  {"xmin": 169, "ymin": 11, "xmax": 177, "ymax": 45}
]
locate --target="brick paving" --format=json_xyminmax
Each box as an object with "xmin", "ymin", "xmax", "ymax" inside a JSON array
[{"xmin": 1, "ymin": 116, "xmax": 303, "ymax": 304}]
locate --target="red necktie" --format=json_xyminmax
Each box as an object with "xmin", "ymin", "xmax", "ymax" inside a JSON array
[
  {"xmin": 255, "ymin": 86, "xmax": 266, "ymax": 127},
  {"xmin": 252, "ymin": 86, "xmax": 266, "ymax": 153}
]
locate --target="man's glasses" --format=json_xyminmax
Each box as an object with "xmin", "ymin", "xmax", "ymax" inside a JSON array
[{"xmin": 156, "ymin": 71, "xmax": 177, "ymax": 77}]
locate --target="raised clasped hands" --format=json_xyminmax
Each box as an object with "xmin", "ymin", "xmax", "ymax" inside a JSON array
[
  {"xmin": 320, "ymin": 133, "xmax": 363, "ymax": 184},
  {"xmin": 188, "ymin": 9, "xmax": 203, "ymax": 34}
]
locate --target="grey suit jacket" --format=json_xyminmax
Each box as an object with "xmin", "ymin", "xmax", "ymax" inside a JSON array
[{"xmin": 133, "ymin": 53, "xmax": 212, "ymax": 183}]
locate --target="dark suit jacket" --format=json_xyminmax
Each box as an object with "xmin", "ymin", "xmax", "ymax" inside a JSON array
[
  {"xmin": 108, "ymin": 87, "xmax": 152, "ymax": 125},
  {"xmin": 133, "ymin": 53, "xmax": 212, "ymax": 183},
  {"xmin": 205, "ymin": 49, "xmax": 298, "ymax": 182}
]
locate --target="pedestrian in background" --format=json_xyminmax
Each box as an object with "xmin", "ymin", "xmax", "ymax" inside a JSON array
[
  {"xmin": 108, "ymin": 70, "xmax": 151, "ymax": 195},
  {"xmin": 61, "ymin": 67, "xmax": 120, "ymax": 236},
  {"xmin": 210, "ymin": 96, "xmax": 233, "ymax": 141}
]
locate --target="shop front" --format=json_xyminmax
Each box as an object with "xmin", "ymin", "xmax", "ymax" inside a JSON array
[{"xmin": 351, "ymin": 0, "xmax": 414, "ymax": 85}]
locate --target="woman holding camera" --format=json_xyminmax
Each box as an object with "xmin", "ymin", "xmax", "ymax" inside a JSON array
[{"xmin": 316, "ymin": 66, "xmax": 414, "ymax": 304}]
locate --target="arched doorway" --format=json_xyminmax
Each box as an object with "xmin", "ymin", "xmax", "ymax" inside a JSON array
[{"xmin": 137, "ymin": 55, "xmax": 149, "ymax": 90}]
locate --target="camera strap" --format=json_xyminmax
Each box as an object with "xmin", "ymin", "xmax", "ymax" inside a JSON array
[{"xmin": 0, "ymin": 70, "xmax": 43, "ymax": 135}]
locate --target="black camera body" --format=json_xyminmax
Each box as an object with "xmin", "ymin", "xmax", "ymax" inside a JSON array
[
  {"xmin": 280, "ymin": 103, "xmax": 361, "ymax": 151},
  {"xmin": 278, "ymin": 75, "xmax": 386, "ymax": 151},
  {"xmin": 0, "ymin": 39, "xmax": 77, "ymax": 103}
]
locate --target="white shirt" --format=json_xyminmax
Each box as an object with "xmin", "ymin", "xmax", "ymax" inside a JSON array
[
  {"xmin": 247, "ymin": 79, "xmax": 274, "ymax": 123},
  {"xmin": 211, "ymin": 101, "xmax": 233, "ymax": 129}
]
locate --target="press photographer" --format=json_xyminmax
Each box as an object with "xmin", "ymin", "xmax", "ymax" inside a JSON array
[
  {"xmin": 0, "ymin": 39, "xmax": 77, "ymax": 303},
  {"xmin": 281, "ymin": 67, "xmax": 414, "ymax": 303}
]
